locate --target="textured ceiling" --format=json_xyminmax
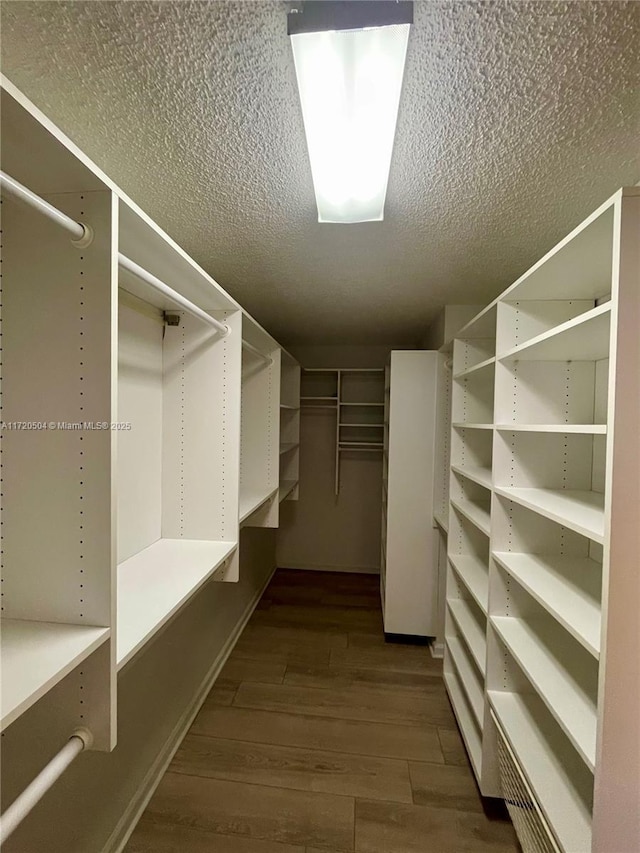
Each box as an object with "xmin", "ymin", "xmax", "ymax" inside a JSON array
[{"xmin": 1, "ymin": 1, "xmax": 639, "ymax": 345}]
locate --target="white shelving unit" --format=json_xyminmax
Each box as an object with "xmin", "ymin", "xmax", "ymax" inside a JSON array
[
  {"xmin": 0, "ymin": 76, "xmax": 299, "ymax": 756},
  {"xmin": 381, "ymin": 352, "xmax": 438, "ymax": 637},
  {"xmin": 441, "ymin": 187, "xmax": 640, "ymax": 853},
  {"xmin": 300, "ymin": 368, "xmax": 384, "ymax": 495},
  {"xmin": 279, "ymin": 352, "xmax": 301, "ymax": 503}
]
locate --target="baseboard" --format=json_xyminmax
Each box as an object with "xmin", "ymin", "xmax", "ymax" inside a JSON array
[
  {"xmin": 430, "ymin": 641, "xmax": 445, "ymax": 659},
  {"xmin": 105, "ymin": 566, "xmax": 276, "ymax": 853},
  {"xmin": 278, "ymin": 562, "xmax": 379, "ymax": 575}
]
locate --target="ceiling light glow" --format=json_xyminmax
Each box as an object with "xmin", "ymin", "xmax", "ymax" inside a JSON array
[{"xmin": 290, "ymin": 22, "xmax": 411, "ymax": 223}]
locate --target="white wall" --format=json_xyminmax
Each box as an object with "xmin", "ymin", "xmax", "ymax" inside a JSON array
[
  {"xmin": 276, "ymin": 345, "xmax": 409, "ymax": 574},
  {"xmin": 1, "ymin": 528, "xmax": 276, "ymax": 853}
]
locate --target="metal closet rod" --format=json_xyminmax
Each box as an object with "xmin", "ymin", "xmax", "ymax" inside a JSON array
[
  {"xmin": 0, "ymin": 729, "xmax": 92, "ymax": 845},
  {"xmin": 0, "ymin": 171, "xmax": 272, "ymax": 363}
]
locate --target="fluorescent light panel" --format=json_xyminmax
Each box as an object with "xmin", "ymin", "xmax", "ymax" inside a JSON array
[{"xmin": 290, "ymin": 22, "xmax": 410, "ymax": 223}]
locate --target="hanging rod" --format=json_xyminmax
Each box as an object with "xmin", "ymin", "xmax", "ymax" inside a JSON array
[
  {"xmin": 0, "ymin": 171, "xmax": 277, "ymax": 358},
  {"xmin": 0, "ymin": 170, "xmax": 93, "ymax": 247},
  {"xmin": 243, "ymin": 338, "xmax": 272, "ymax": 365},
  {"xmin": 118, "ymin": 254, "xmax": 229, "ymax": 337},
  {"xmin": 0, "ymin": 171, "xmax": 229, "ymax": 337},
  {"xmin": 0, "ymin": 729, "xmax": 92, "ymax": 845}
]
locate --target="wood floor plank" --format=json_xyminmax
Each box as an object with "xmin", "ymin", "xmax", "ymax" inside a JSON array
[
  {"xmin": 206, "ymin": 681, "xmax": 238, "ymax": 706},
  {"xmin": 142, "ymin": 772, "xmax": 355, "ymax": 852},
  {"xmin": 220, "ymin": 658, "xmax": 286, "ymax": 685},
  {"xmin": 331, "ymin": 640, "xmax": 443, "ymax": 676},
  {"xmin": 171, "ymin": 733, "xmax": 413, "ymax": 804},
  {"xmin": 355, "ymin": 799, "xmax": 519, "ymax": 853},
  {"xmin": 253, "ymin": 604, "xmax": 382, "ymax": 633},
  {"xmin": 125, "ymin": 820, "xmax": 305, "ymax": 852},
  {"xmin": 240, "ymin": 623, "xmax": 349, "ymax": 650},
  {"xmin": 191, "ymin": 706, "xmax": 445, "ymax": 763},
  {"xmin": 408, "ymin": 762, "xmax": 482, "ymax": 812},
  {"xmin": 229, "ymin": 644, "xmax": 332, "ymax": 667},
  {"xmin": 284, "ymin": 663, "xmax": 444, "ymax": 694},
  {"xmin": 233, "ymin": 683, "xmax": 456, "ymax": 728},
  {"xmin": 437, "ymin": 727, "xmax": 470, "ymax": 767}
]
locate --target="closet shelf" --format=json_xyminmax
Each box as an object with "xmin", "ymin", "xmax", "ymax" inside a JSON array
[
  {"xmin": 433, "ymin": 511, "xmax": 448, "ymax": 535},
  {"xmin": 239, "ymin": 487, "xmax": 278, "ymax": 523},
  {"xmin": 451, "ymin": 498, "xmax": 491, "ymax": 537},
  {"xmin": 447, "ymin": 599, "xmax": 486, "ymax": 673},
  {"xmin": 340, "ymin": 402, "xmax": 385, "ymax": 407},
  {"xmin": 492, "ymin": 615, "xmax": 597, "ymax": 770},
  {"xmin": 280, "ymin": 404, "xmax": 300, "ymax": 411},
  {"xmin": 453, "ymin": 356, "xmax": 495, "ymax": 379},
  {"xmin": 1, "ymin": 620, "xmax": 110, "ymax": 731},
  {"xmin": 498, "ymin": 303, "xmax": 610, "ymax": 363},
  {"xmin": 489, "ymin": 692, "xmax": 593, "ymax": 853},
  {"xmin": 493, "ymin": 552, "xmax": 601, "ymax": 658},
  {"xmin": 494, "ymin": 487, "xmax": 604, "ymax": 544},
  {"xmin": 451, "ymin": 463, "xmax": 492, "ymax": 490},
  {"xmin": 338, "ymin": 422, "xmax": 383, "ymax": 428},
  {"xmin": 446, "ymin": 636, "xmax": 484, "ymax": 728},
  {"xmin": 452, "ymin": 423, "xmax": 493, "ymax": 430},
  {"xmin": 117, "ymin": 538, "xmax": 237, "ymax": 669},
  {"xmin": 279, "ymin": 442, "xmax": 299, "ymax": 455},
  {"xmin": 300, "ymin": 396, "xmax": 337, "ymax": 401},
  {"xmin": 339, "ymin": 441, "xmax": 384, "ymax": 448},
  {"xmin": 449, "ymin": 554, "xmax": 489, "ymax": 613},
  {"xmin": 279, "ymin": 479, "xmax": 298, "ymax": 502},
  {"xmin": 496, "ymin": 423, "xmax": 607, "ymax": 435},
  {"xmin": 444, "ymin": 668, "xmax": 482, "ymax": 778}
]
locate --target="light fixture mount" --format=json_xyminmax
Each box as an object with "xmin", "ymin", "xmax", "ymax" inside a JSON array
[{"xmin": 289, "ymin": 1, "xmax": 413, "ymax": 224}]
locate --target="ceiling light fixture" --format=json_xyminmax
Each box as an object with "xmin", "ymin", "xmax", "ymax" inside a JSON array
[{"xmin": 288, "ymin": 1, "xmax": 413, "ymax": 224}]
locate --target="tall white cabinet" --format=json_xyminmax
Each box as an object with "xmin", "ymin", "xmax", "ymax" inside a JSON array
[
  {"xmin": 443, "ymin": 188, "xmax": 640, "ymax": 853},
  {"xmin": 381, "ymin": 351, "xmax": 438, "ymax": 637}
]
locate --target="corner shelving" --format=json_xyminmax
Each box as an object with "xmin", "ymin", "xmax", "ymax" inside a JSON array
[
  {"xmin": 451, "ymin": 497, "xmax": 491, "ymax": 537},
  {"xmin": 449, "ymin": 553, "xmax": 489, "ymax": 613},
  {"xmin": 447, "ymin": 598, "xmax": 487, "ymax": 673}
]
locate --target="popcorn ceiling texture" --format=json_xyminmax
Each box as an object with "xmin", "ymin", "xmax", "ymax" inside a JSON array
[{"xmin": 1, "ymin": 1, "xmax": 639, "ymax": 344}]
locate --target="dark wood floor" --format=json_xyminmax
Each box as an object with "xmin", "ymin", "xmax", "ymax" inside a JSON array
[{"xmin": 125, "ymin": 569, "xmax": 519, "ymax": 852}]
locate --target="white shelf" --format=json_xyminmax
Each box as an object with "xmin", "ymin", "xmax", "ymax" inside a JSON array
[
  {"xmin": 494, "ymin": 487, "xmax": 605, "ymax": 544},
  {"xmin": 447, "ymin": 599, "xmax": 486, "ymax": 673},
  {"xmin": 1, "ymin": 620, "xmax": 110, "ymax": 731},
  {"xmin": 339, "ymin": 422, "xmax": 383, "ymax": 427},
  {"xmin": 453, "ymin": 423, "xmax": 493, "ymax": 430},
  {"xmin": 493, "ymin": 552, "xmax": 601, "ymax": 658},
  {"xmin": 339, "ymin": 441, "xmax": 384, "ymax": 447},
  {"xmin": 496, "ymin": 423, "xmax": 607, "ymax": 435},
  {"xmin": 489, "ymin": 692, "xmax": 593, "ymax": 853},
  {"xmin": 279, "ymin": 442, "xmax": 299, "ymax": 455},
  {"xmin": 239, "ymin": 487, "xmax": 278, "ymax": 523},
  {"xmin": 279, "ymin": 479, "xmax": 298, "ymax": 502},
  {"xmin": 499, "ymin": 303, "xmax": 611, "ymax": 362},
  {"xmin": 492, "ymin": 615, "xmax": 597, "ymax": 770},
  {"xmin": 280, "ymin": 404, "xmax": 299, "ymax": 411},
  {"xmin": 443, "ymin": 669, "xmax": 482, "ymax": 777},
  {"xmin": 449, "ymin": 553, "xmax": 489, "ymax": 613},
  {"xmin": 433, "ymin": 511, "xmax": 449, "ymax": 535},
  {"xmin": 446, "ymin": 636, "xmax": 484, "ymax": 727},
  {"xmin": 117, "ymin": 538, "xmax": 237, "ymax": 668},
  {"xmin": 451, "ymin": 463, "xmax": 492, "ymax": 490},
  {"xmin": 339, "ymin": 402, "xmax": 384, "ymax": 407},
  {"xmin": 451, "ymin": 497, "xmax": 491, "ymax": 537},
  {"xmin": 300, "ymin": 396, "xmax": 337, "ymax": 401},
  {"xmin": 453, "ymin": 356, "xmax": 495, "ymax": 379}
]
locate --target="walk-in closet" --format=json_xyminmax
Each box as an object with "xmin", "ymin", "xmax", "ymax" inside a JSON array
[{"xmin": 1, "ymin": 2, "xmax": 638, "ymax": 852}]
